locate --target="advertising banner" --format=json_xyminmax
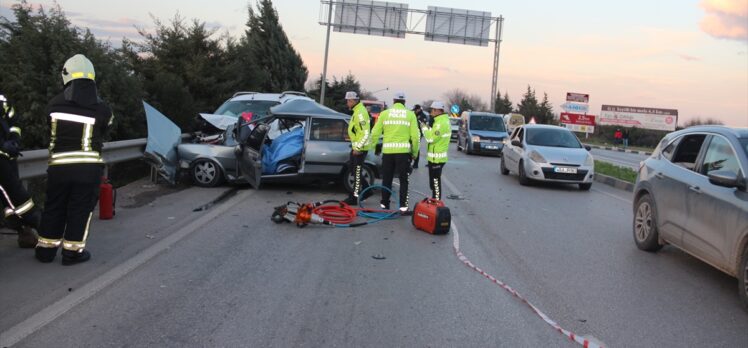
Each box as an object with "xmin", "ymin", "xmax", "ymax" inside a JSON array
[
  {"xmin": 599, "ymin": 105, "xmax": 678, "ymax": 131},
  {"xmin": 560, "ymin": 113, "xmax": 596, "ymax": 134}
]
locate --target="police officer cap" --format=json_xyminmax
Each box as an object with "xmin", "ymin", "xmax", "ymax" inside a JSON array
[
  {"xmin": 430, "ymin": 101, "xmax": 446, "ymax": 110},
  {"xmin": 344, "ymin": 91, "xmax": 359, "ymax": 100},
  {"xmin": 394, "ymin": 91, "xmax": 406, "ymax": 100}
]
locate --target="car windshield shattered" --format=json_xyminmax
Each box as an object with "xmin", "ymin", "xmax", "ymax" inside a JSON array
[
  {"xmin": 526, "ymin": 128, "xmax": 582, "ymax": 148},
  {"xmin": 213, "ymin": 100, "xmax": 279, "ymax": 119},
  {"xmin": 470, "ymin": 115, "xmax": 505, "ymax": 132}
]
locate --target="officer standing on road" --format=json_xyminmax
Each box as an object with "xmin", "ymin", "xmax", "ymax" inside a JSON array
[
  {"xmin": 411, "ymin": 104, "xmax": 427, "ymax": 169},
  {"xmin": 0, "ymin": 93, "xmax": 40, "ymax": 248},
  {"xmin": 419, "ymin": 101, "xmax": 451, "ymax": 200},
  {"xmin": 368, "ymin": 91, "xmax": 419, "ymax": 212},
  {"xmin": 35, "ymin": 54, "xmax": 113, "ymax": 265},
  {"xmin": 342, "ymin": 91, "xmax": 371, "ymax": 205}
]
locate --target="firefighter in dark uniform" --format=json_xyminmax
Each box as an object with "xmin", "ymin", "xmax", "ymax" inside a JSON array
[
  {"xmin": 35, "ymin": 54, "xmax": 113, "ymax": 265},
  {"xmin": 1, "ymin": 93, "xmax": 40, "ymax": 248}
]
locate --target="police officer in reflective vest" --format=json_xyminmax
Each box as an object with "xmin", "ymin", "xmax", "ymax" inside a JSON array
[
  {"xmin": 35, "ymin": 54, "xmax": 113, "ymax": 265},
  {"xmin": 368, "ymin": 91, "xmax": 420, "ymax": 212},
  {"xmin": 0, "ymin": 93, "xmax": 40, "ymax": 248},
  {"xmin": 419, "ymin": 101, "xmax": 451, "ymax": 200},
  {"xmin": 343, "ymin": 91, "xmax": 371, "ymax": 205}
]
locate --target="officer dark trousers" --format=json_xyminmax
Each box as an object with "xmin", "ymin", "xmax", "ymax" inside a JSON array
[
  {"xmin": 348, "ymin": 150, "xmax": 370, "ymax": 199},
  {"xmin": 37, "ymin": 164, "xmax": 102, "ymax": 252},
  {"xmin": 0, "ymin": 157, "xmax": 40, "ymax": 228},
  {"xmin": 380, "ymin": 153, "xmax": 411, "ymax": 210},
  {"xmin": 427, "ymin": 162, "xmax": 445, "ymax": 200}
]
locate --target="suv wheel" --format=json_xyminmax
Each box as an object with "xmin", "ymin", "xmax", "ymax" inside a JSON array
[
  {"xmin": 633, "ymin": 194, "xmax": 663, "ymax": 252},
  {"xmin": 192, "ymin": 159, "xmax": 223, "ymax": 187},
  {"xmin": 739, "ymin": 247, "xmax": 748, "ymax": 310}
]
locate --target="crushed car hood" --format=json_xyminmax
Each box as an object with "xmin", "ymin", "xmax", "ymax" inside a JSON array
[{"xmin": 199, "ymin": 113, "xmax": 237, "ymax": 131}]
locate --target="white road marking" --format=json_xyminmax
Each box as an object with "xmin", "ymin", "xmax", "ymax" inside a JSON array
[
  {"xmin": 0, "ymin": 189, "xmax": 257, "ymax": 347},
  {"xmin": 592, "ymin": 187, "xmax": 632, "ymax": 204}
]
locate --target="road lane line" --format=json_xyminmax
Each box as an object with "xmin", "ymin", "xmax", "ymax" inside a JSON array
[
  {"xmin": 0, "ymin": 188, "xmax": 257, "ymax": 347},
  {"xmin": 451, "ymin": 220, "xmax": 605, "ymax": 348}
]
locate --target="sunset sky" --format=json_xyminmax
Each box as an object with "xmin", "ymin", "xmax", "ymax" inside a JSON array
[{"xmin": 1, "ymin": 0, "xmax": 746, "ymax": 126}]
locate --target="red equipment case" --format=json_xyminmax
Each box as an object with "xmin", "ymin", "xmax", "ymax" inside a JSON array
[{"xmin": 412, "ymin": 198, "xmax": 451, "ymax": 234}]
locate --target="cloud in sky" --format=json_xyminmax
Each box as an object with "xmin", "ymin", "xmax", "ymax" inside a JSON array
[{"xmin": 700, "ymin": 0, "xmax": 748, "ymax": 41}]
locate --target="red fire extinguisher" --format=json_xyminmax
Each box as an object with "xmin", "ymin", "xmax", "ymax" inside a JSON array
[{"xmin": 99, "ymin": 176, "xmax": 115, "ymax": 220}]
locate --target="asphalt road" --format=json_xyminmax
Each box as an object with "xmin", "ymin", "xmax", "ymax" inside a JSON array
[
  {"xmin": 5, "ymin": 144, "xmax": 748, "ymax": 347},
  {"xmin": 590, "ymin": 148, "xmax": 650, "ymax": 170}
]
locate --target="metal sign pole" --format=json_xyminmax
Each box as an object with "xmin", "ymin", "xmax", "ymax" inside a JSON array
[
  {"xmin": 320, "ymin": 1, "xmax": 334, "ymax": 104},
  {"xmin": 490, "ymin": 17, "xmax": 503, "ymax": 112}
]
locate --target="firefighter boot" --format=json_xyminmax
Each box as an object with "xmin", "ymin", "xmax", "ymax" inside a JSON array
[
  {"xmin": 17, "ymin": 226, "xmax": 38, "ymax": 248},
  {"xmin": 35, "ymin": 247, "xmax": 58, "ymax": 263},
  {"xmin": 61, "ymin": 249, "xmax": 91, "ymax": 266}
]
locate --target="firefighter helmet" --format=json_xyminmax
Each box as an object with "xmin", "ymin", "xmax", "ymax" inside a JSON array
[{"xmin": 61, "ymin": 54, "xmax": 95, "ymax": 85}]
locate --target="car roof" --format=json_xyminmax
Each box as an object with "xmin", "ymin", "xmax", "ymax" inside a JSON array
[
  {"xmin": 268, "ymin": 99, "xmax": 349, "ymax": 119},
  {"xmin": 228, "ymin": 91, "xmax": 311, "ymax": 103},
  {"xmin": 521, "ymin": 124, "xmax": 568, "ymax": 130},
  {"xmin": 467, "ymin": 112, "xmax": 502, "ymax": 117},
  {"xmin": 672, "ymin": 125, "xmax": 748, "ymax": 139}
]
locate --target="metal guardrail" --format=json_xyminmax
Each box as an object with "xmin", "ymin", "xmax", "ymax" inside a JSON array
[
  {"xmin": 17, "ymin": 138, "xmax": 148, "ymax": 180},
  {"xmin": 16, "ymin": 134, "xmax": 192, "ymax": 180}
]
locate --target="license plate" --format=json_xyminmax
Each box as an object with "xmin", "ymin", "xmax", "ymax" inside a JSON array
[
  {"xmin": 485, "ymin": 145, "xmax": 498, "ymax": 150},
  {"xmin": 554, "ymin": 167, "xmax": 577, "ymax": 174}
]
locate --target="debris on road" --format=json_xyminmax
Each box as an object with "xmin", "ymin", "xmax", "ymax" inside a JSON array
[{"xmin": 372, "ymin": 254, "xmax": 386, "ymax": 260}]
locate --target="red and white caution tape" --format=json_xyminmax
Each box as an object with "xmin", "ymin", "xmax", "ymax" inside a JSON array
[{"xmin": 451, "ymin": 222, "xmax": 604, "ymax": 348}]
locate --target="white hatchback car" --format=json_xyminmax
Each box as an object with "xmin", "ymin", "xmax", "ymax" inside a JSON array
[{"xmin": 501, "ymin": 124, "xmax": 595, "ymax": 190}]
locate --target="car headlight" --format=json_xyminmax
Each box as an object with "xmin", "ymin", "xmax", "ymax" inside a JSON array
[
  {"xmin": 529, "ymin": 150, "xmax": 547, "ymax": 164},
  {"xmin": 471, "ymin": 135, "xmax": 481, "ymax": 142},
  {"xmin": 585, "ymin": 154, "xmax": 594, "ymax": 166}
]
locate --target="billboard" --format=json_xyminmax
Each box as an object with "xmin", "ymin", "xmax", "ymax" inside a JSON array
[
  {"xmin": 333, "ymin": 0, "xmax": 408, "ymax": 38},
  {"xmin": 424, "ymin": 6, "xmax": 492, "ymax": 47},
  {"xmin": 599, "ymin": 105, "xmax": 678, "ymax": 131},
  {"xmin": 560, "ymin": 113, "xmax": 596, "ymax": 134},
  {"xmin": 566, "ymin": 92, "xmax": 589, "ymax": 103}
]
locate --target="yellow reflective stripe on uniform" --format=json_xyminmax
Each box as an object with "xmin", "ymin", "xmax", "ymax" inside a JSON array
[
  {"xmin": 82, "ymin": 123, "xmax": 93, "ymax": 151},
  {"xmin": 7, "ymin": 107, "xmax": 14, "ymax": 118},
  {"xmin": 51, "ymin": 151, "xmax": 101, "ymax": 159},
  {"xmin": 108, "ymin": 113, "xmax": 114, "ymax": 126},
  {"xmin": 37, "ymin": 237, "xmax": 62, "ymax": 248},
  {"xmin": 50, "ymin": 112, "xmax": 96, "ymax": 124},
  {"xmin": 0, "ymin": 94, "xmax": 6, "ymax": 102},
  {"xmin": 10, "ymin": 126, "xmax": 21, "ymax": 135},
  {"xmin": 0, "ymin": 184, "xmax": 15, "ymax": 210},
  {"xmin": 49, "ymin": 157, "xmax": 104, "ymax": 165},
  {"xmin": 14, "ymin": 199, "xmax": 34, "ymax": 216},
  {"xmin": 383, "ymin": 120, "xmax": 411, "ymax": 126},
  {"xmin": 62, "ymin": 240, "xmax": 86, "ymax": 251},
  {"xmin": 49, "ymin": 118, "xmax": 57, "ymax": 151},
  {"xmin": 427, "ymin": 152, "xmax": 448, "ymax": 158}
]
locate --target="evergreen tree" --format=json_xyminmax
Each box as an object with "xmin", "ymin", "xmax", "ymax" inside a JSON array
[
  {"xmin": 0, "ymin": 1, "xmax": 144, "ymax": 149},
  {"xmin": 537, "ymin": 92, "xmax": 555, "ymax": 124},
  {"xmin": 516, "ymin": 85, "xmax": 540, "ymax": 123},
  {"xmin": 494, "ymin": 91, "xmax": 513, "ymax": 114},
  {"xmin": 306, "ymin": 72, "xmax": 362, "ymax": 113},
  {"xmin": 243, "ymin": 0, "xmax": 308, "ymax": 92}
]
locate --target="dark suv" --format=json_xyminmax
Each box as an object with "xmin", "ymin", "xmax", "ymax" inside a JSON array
[{"xmin": 633, "ymin": 126, "xmax": 748, "ymax": 308}]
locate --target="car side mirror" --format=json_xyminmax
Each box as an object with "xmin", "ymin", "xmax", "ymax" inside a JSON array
[
  {"xmin": 708, "ymin": 170, "xmax": 744, "ymax": 189},
  {"xmin": 511, "ymin": 140, "xmax": 522, "ymax": 148},
  {"xmin": 585, "ymin": 145, "xmax": 592, "ymax": 151}
]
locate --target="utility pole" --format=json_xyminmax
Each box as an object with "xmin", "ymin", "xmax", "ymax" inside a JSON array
[{"xmin": 320, "ymin": 2, "xmax": 334, "ymax": 105}]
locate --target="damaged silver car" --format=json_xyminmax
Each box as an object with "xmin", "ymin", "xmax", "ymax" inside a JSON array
[{"xmin": 144, "ymin": 99, "xmax": 382, "ymax": 191}]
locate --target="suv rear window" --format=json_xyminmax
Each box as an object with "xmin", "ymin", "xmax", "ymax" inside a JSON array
[
  {"xmin": 670, "ymin": 134, "xmax": 706, "ymax": 170},
  {"xmin": 214, "ymin": 100, "xmax": 279, "ymax": 119}
]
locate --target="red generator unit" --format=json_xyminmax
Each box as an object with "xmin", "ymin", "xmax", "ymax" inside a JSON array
[{"xmin": 412, "ymin": 198, "xmax": 451, "ymax": 235}]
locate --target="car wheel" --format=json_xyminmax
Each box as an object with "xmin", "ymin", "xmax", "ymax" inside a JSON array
[
  {"xmin": 579, "ymin": 183, "xmax": 592, "ymax": 191},
  {"xmin": 739, "ymin": 246, "xmax": 748, "ymax": 311},
  {"xmin": 466, "ymin": 142, "xmax": 473, "ymax": 155},
  {"xmin": 191, "ymin": 159, "xmax": 223, "ymax": 187},
  {"xmin": 518, "ymin": 160, "xmax": 531, "ymax": 186},
  {"xmin": 500, "ymin": 155, "xmax": 510, "ymax": 175},
  {"xmin": 633, "ymin": 194, "xmax": 663, "ymax": 252},
  {"xmin": 343, "ymin": 164, "xmax": 374, "ymax": 194}
]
